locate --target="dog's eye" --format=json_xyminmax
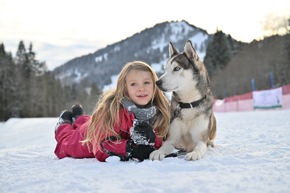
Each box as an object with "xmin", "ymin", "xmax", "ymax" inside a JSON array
[{"xmin": 173, "ymin": 67, "xmax": 181, "ymax": 71}]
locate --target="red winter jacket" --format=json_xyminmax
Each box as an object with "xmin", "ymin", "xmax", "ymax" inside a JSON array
[{"xmin": 54, "ymin": 107, "xmax": 163, "ymax": 162}]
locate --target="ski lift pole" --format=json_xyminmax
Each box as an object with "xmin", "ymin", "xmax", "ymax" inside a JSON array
[
  {"xmin": 270, "ymin": 72, "xmax": 275, "ymax": 88},
  {"xmin": 251, "ymin": 78, "xmax": 255, "ymax": 91}
]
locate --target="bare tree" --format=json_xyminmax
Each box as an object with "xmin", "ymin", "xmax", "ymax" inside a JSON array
[{"xmin": 262, "ymin": 14, "xmax": 290, "ymax": 37}]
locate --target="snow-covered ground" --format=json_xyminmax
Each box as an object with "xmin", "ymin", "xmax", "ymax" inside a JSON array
[{"xmin": 1, "ymin": 110, "xmax": 290, "ymax": 193}]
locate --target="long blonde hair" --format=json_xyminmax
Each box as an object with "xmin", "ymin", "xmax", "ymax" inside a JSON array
[{"xmin": 82, "ymin": 61, "xmax": 170, "ymax": 154}]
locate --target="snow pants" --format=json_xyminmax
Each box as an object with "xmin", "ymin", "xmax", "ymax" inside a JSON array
[{"xmin": 54, "ymin": 115, "xmax": 95, "ymax": 159}]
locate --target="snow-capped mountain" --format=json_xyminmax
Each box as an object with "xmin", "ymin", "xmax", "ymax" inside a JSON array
[{"xmin": 53, "ymin": 20, "xmax": 211, "ymax": 90}]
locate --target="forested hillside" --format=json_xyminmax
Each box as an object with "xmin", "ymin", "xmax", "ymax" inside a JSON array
[
  {"xmin": 211, "ymin": 34, "xmax": 290, "ymax": 98},
  {"xmin": 0, "ymin": 41, "xmax": 101, "ymax": 121}
]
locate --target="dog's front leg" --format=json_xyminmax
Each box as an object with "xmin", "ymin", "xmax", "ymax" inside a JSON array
[
  {"xmin": 185, "ymin": 141, "xmax": 207, "ymax": 161},
  {"xmin": 149, "ymin": 139, "xmax": 175, "ymax": 161},
  {"xmin": 150, "ymin": 121, "xmax": 182, "ymax": 161}
]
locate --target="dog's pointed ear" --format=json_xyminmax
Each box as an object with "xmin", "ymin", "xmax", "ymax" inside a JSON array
[
  {"xmin": 169, "ymin": 42, "xmax": 178, "ymax": 57},
  {"xmin": 184, "ymin": 40, "xmax": 199, "ymax": 61}
]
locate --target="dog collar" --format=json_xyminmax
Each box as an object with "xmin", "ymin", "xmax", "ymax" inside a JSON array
[
  {"xmin": 170, "ymin": 95, "xmax": 207, "ymax": 123},
  {"xmin": 178, "ymin": 95, "xmax": 206, "ymax": 108}
]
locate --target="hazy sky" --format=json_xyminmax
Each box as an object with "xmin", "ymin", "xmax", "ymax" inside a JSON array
[{"xmin": 1, "ymin": 0, "xmax": 289, "ymax": 70}]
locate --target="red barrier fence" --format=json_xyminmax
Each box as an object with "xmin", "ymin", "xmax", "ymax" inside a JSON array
[{"xmin": 214, "ymin": 84, "xmax": 290, "ymax": 112}]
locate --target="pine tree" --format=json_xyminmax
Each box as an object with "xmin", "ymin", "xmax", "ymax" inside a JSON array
[
  {"xmin": 204, "ymin": 30, "xmax": 242, "ymax": 77},
  {"xmin": 15, "ymin": 40, "xmax": 27, "ymax": 65},
  {"xmin": 26, "ymin": 42, "xmax": 47, "ymax": 76},
  {"xmin": 0, "ymin": 43, "xmax": 20, "ymax": 120},
  {"xmin": 0, "ymin": 43, "xmax": 6, "ymax": 56}
]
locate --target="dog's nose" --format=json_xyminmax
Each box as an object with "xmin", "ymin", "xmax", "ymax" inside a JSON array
[{"xmin": 156, "ymin": 79, "xmax": 162, "ymax": 86}]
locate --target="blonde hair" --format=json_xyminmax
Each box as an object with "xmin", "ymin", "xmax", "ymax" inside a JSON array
[{"xmin": 82, "ymin": 61, "xmax": 170, "ymax": 154}]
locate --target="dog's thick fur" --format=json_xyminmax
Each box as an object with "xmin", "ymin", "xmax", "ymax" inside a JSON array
[{"xmin": 150, "ymin": 40, "xmax": 216, "ymax": 161}]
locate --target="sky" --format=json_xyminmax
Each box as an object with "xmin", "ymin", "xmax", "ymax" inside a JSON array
[
  {"xmin": 1, "ymin": 109, "xmax": 290, "ymax": 192},
  {"xmin": 0, "ymin": 0, "xmax": 289, "ymax": 70}
]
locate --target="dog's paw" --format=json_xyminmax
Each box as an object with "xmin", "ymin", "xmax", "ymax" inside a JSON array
[
  {"xmin": 207, "ymin": 140, "xmax": 215, "ymax": 148},
  {"xmin": 185, "ymin": 150, "xmax": 202, "ymax": 161},
  {"xmin": 149, "ymin": 150, "xmax": 166, "ymax": 161}
]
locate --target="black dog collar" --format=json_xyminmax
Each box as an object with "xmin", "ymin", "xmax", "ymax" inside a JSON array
[{"xmin": 178, "ymin": 95, "xmax": 206, "ymax": 108}]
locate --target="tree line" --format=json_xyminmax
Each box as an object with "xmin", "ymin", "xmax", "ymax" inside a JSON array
[
  {"xmin": 0, "ymin": 41, "xmax": 101, "ymax": 121},
  {"xmin": 203, "ymin": 16, "xmax": 290, "ymax": 98}
]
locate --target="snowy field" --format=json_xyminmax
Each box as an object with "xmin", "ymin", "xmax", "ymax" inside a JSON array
[{"xmin": 0, "ymin": 110, "xmax": 290, "ymax": 193}]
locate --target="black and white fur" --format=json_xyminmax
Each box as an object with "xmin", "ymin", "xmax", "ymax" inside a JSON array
[{"xmin": 150, "ymin": 40, "xmax": 216, "ymax": 161}]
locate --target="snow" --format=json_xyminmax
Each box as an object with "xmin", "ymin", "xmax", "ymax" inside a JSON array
[
  {"xmin": 103, "ymin": 74, "xmax": 119, "ymax": 91},
  {"xmin": 1, "ymin": 110, "xmax": 290, "ymax": 193}
]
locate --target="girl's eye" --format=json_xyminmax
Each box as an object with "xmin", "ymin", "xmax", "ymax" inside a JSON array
[
  {"xmin": 130, "ymin": 83, "xmax": 136, "ymax": 86},
  {"xmin": 174, "ymin": 67, "xmax": 181, "ymax": 71},
  {"xmin": 145, "ymin": 81, "xmax": 151, "ymax": 84}
]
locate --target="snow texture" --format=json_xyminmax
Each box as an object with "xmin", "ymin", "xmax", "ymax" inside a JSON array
[{"xmin": 1, "ymin": 110, "xmax": 290, "ymax": 193}]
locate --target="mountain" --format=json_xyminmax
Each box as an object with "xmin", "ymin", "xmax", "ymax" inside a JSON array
[
  {"xmin": 53, "ymin": 20, "xmax": 211, "ymax": 89},
  {"xmin": 53, "ymin": 20, "xmax": 290, "ymax": 101}
]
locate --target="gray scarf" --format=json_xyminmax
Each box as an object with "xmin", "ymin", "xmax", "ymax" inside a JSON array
[{"xmin": 121, "ymin": 98, "xmax": 157, "ymax": 124}]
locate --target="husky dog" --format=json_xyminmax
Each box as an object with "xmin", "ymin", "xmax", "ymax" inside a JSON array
[{"xmin": 150, "ymin": 40, "xmax": 216, "ymax": 161}]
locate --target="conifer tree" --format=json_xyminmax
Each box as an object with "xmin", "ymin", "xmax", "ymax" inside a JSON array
[
  {"xmin": 0, "ymin": 43, "xmax": 19, "ymax": 120},
  {"xmin": 203, "ymin": 30, "xmax": 232, "ymax": 77},
  {"xmin": 15, "ymin": 40, "xmax": 27, "ymax": 65},
  {"xmin": 0, "ymin": 43, "xmax": 5, "ymax": 56}
]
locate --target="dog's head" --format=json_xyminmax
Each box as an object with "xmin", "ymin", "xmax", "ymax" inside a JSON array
[{"xmin": 156, "ymin": 40, "xmax": 208, "ymax": 92}]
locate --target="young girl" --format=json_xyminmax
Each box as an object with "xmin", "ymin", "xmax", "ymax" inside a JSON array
[{"xmin": 54, "ymin": 61, "xmax": 170, "ymax": 162}]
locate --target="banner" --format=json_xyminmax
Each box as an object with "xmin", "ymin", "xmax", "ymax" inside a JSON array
[{"xmin": 253, "ymin": 87, "xmax": 282, "ymax": 109}]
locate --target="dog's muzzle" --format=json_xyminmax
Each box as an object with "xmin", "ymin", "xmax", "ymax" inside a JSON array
[{"xmin": 156, "ymin": 79, "xmax": 166, "ymax": 91}]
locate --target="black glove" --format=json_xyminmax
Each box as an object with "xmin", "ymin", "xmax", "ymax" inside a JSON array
[
  {"xmin": 130, "ymin": 121, "xmax": 156, "ymax": 146},
  {"xmin": 126, "ymin": 140, "xmax": 155, "ymax": 161}
]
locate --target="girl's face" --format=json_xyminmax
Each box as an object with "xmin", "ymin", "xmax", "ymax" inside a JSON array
[{"xmin": 125, "ymin": 70, "xmax": 154, "ymax": 106}]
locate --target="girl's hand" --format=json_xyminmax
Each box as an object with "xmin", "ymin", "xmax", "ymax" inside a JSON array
[
  {"xmin": 126, "ymin": 140, "xmax": 155, "ymax": 161},
  {"xmin": 130, "ymin": 121, "xmax": 156, "ymax": 146}
]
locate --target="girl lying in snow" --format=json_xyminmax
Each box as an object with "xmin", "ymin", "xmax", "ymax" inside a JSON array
[{"xmin": 54, "ymin": 61, "xmax": 170, "ymax": 162}]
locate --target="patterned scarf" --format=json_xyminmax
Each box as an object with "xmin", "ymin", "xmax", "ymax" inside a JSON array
[{"xmin": 121, "ymin": 98, "xmax": 157, "ymax": 125}]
